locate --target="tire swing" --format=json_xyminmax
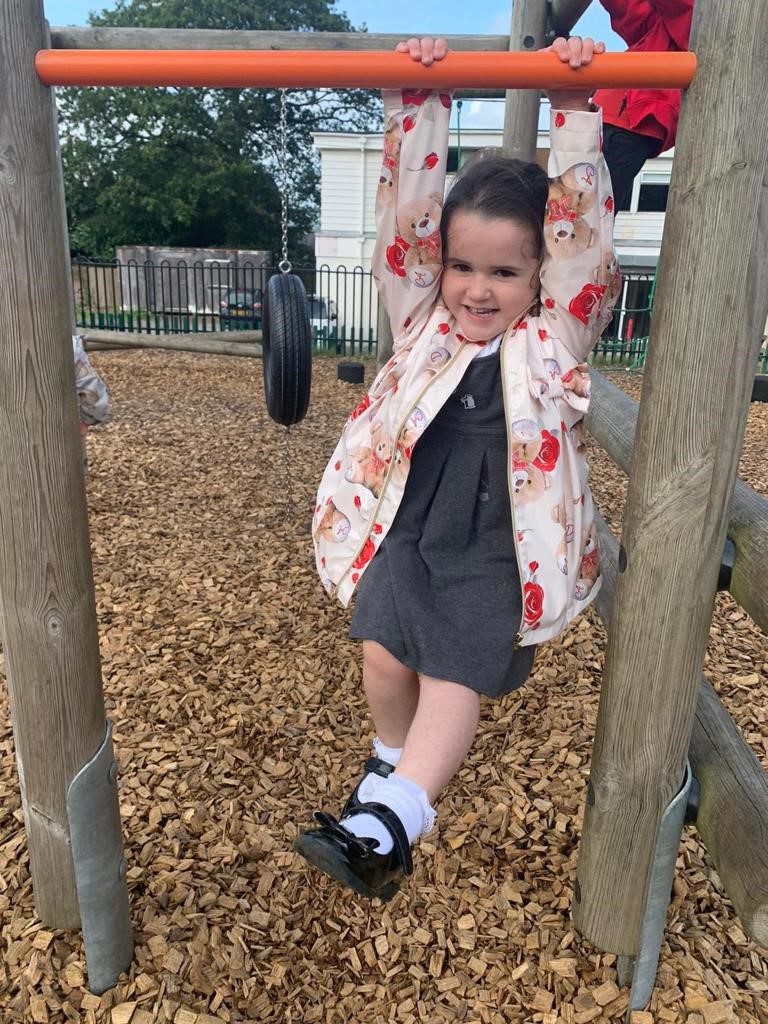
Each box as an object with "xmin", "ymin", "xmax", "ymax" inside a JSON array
[{"xmin": 261, "ymin": 89, "xmax": 312, "ymax": 426}]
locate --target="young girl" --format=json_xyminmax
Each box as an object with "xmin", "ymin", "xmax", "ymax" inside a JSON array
[
  {"xmin": 296, "ymin": 35, "xmax": 620, "ymax": 900},
  {"xmin": 73, "ymin": 334, "xmax": 111, "ymax": 472}
]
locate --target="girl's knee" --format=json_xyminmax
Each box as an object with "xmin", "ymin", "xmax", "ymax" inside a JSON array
[{"xmin": 363, "ymin": 641, "xmax": 414, "ymax": 686}]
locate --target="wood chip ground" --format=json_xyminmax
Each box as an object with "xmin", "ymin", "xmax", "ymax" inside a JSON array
[{"xmin": 0, "ymin": 353, "xmax": 766, "ymax": 1024}]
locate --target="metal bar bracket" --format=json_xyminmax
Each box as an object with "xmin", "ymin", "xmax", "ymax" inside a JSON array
[
  {"xmin": 66, "ymin": 719, "xmax": 133, "ymax": 994},
  {"xmin": 619, "ymin": 761, "xmax": 694, "ymax": 1018}
]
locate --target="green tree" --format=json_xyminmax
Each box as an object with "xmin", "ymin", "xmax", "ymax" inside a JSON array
[{"xmin": 58, "ymin": 0, "xmax": 381, "ymax": 260}]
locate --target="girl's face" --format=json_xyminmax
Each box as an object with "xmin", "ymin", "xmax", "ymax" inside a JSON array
[{"xmin": 441, "ymin": 211, "xmax": 540, "ymax": 342}]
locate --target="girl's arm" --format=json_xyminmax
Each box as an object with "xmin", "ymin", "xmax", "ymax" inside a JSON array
[
  {"xmin": 645, "ymin": 0, "xmax": 693, "ymax": 48},
  {"xmin": 597, "ymin": 0, "xmax": 658, "ymax": 45},
  {"xmin": 538, "ymin": 38, "xmax": 620, "ymax": 362},
  {"xmin": 73, "ymin": 335, "xmax": 111, "ymax": 426},
  {"xmin": 598, "ymin": 0, "xmax": 692, "ymax": 49},
  {"xmin": 371, "ymin": 38, "xmax": 452, "ymax": 342}
]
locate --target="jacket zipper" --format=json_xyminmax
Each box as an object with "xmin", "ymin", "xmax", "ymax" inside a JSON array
[
  {"xmin": 499, "ymin": 330, "xmax": 526, "ymax": 648},
  {"xmin": 336, "ymin": 341, "xmax": 470, "ymax": 595}
]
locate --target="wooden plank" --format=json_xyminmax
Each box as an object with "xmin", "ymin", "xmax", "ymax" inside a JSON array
[
  {"xmin": 0, "ymin": 0, "xmax": 111, "ymax": 926},
  {"xmin": 49, "ymin": 28, "xmax": 513, "ymax": 51},
  {"xmin": 83, "ymin": 329, "xmax": 262, "ymax": 358},
  {"xmin": 587, "ymin": 370, "xmax": 768, "ymax": 638},
  {"xmin": 593, "ymin": 514, "xmax": 768, "ymax": 947},
  {"xmin": 573, "ymin": 0, "xmax": 768, "ymax": 954}
]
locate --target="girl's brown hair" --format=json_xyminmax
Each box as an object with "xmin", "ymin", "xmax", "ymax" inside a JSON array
[{"xmin": 440, "ymin": 150, "xmax": 549, "ymax": 260}]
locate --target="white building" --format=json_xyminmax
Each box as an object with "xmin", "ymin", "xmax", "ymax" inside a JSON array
[{"xmin": 312, "ymin": 117, "xmax": 673, "ymax": 346}]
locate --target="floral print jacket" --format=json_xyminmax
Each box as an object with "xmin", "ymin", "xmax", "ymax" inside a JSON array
[{"xmin": 312, "ymin": 89, "xmax": 620, "ymax": 647}]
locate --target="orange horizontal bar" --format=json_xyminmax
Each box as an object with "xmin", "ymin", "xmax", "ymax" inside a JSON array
[{"xmin": 35, "ymin": 49, "xmax": 696, "ymax": 90}]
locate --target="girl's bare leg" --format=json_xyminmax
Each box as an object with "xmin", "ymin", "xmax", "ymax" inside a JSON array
[
  {"xmin": 395, "ymin": 675, "xmax": 480, "ymax": 803},
  {"xmin": 362, "ymin": 640, "xmax": 420, "ymax": 749}
]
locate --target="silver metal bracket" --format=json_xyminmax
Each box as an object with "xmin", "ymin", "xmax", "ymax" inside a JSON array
[
  {"xmin": 619, "ymin": 760, "xmax": 693, "ymax": 1019},
  {"xmin": 66, "ymin": 719, "xmax": 133, "ymax": 994}
]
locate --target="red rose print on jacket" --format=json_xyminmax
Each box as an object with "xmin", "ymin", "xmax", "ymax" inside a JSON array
[
  {"xmin": 532, "ymin": 430, "xmax": 560, "ymax": 473},
  {"xmin": 349, "ymin": 394, "xmax": 371, "ymax": 421},
  {"xmin": 554, "ymin": 112, "xmax": 566, "ymax": 128},
  {"xmin": 386, "ymin": 235, "xmax": 410, "ymax": 278},
  {"xmin": 523, "ymin": 561, "xmax": 544, "ymax": 628},
  {"xmin": 408, "ymin": 152, "xmax": 439, "ymax": 171},
  {"xmin": 402, "ymin": 88, "xmax": 431, "ymax": 107},
  {"xmin": 524, "ymin": 582, "xmax": 544, "ymax": 628},
  {"xmin": 568, "ymin": 283, "xmax": 607, "ymax": 325},
  {"xmin": 352, "ymin": 537, "xmax": 376, "ymax": 569}
]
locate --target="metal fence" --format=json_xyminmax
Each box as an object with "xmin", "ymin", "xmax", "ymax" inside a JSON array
[
  {"xmin": 72, "ymin": 259, "xmax": 378, "ymax": 355},
  {"xmin": 73, "ymin": 260, "xmax": 768, "ymax": 372}
]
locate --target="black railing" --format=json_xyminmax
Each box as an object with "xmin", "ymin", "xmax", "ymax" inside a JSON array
[
  {"xmin": 72, "ymin": 259, "xmax": 378, "ymax": 355},
  {"xmin": 72, "ymin": 260, "xmax": 768, "ymax": 372}
]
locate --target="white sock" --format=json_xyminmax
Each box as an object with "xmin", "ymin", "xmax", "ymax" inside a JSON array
[
  {"xmin": 342, "ymin": 773, "xmax": 436, "ymax": 855},
  {"xmin": 356, "ymin": 737, "xmax": 404, "ymax": 804},
  {"xmin": 372, "ymin": 736, "xmax": 403, "ymax": 766}
]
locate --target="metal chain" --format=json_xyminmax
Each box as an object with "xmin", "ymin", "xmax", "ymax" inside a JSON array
[
  {"xmin": 277, "ymin": 89, "xmax": 293, "ymax": 514},
  {"xmin": 278, "ymin": 89, "xmax": 291, "ymax": 274},
  {"xmin": 283, "ymin": 425, "xmax": 294, "ymax": 517}
]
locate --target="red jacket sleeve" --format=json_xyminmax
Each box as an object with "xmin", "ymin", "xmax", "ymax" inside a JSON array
[
  {"xmin": 598, "ymin": 0, "xmax": 657, "ymax": 44},
  {"xmin": 598, "ymin": 0, "xmax": 692, "ymax": 50}
]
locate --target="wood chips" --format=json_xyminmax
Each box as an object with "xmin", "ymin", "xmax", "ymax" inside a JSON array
[{"xmin": 0, "ymin": 353, "xmax": 766, "ymax": 1024}]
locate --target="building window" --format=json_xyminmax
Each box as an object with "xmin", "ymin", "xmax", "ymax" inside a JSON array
[
  {"xmin": 447, "ymin": 147, "xmax": 478, "ymax": 173},
  {"xmin": 636, "ymin": 173, "xmax": 669, "ymax": 212}
]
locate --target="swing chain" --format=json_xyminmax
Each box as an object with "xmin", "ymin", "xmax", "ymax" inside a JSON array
[
  {"xmin": 278, "ymin": 89, "xmax": 293, "ymax": 512},
  {"xmin": 278, "ymin": 89, "xmax": 291, "ymax": 275},
  {"xmin": 283, "ymin": 425, "xmax": 294, "ymax": 517}
]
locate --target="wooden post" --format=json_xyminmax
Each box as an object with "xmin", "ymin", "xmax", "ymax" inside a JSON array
[
  {"xmin": 502, "ymin": 0, "xmax": 548, "ymax": 159},
  {"xmin": 0, "ymin": 0, "xmax": 111, "ymax": 925},
  {"xmin": 592, "ymin": 511, "xmax": 768, "ymax": 947},
  {"xmin": 376, "ymin": 302, "xmax": 394, "ymax": 370},
  {"xmin": 573, "ymin": 0, "xmax": 768, "ymax": 954}
]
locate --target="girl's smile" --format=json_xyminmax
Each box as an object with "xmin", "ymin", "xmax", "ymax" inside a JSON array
[{"xmin": 441, "ymin": 211, "xmax": 540, "ymax": 342}]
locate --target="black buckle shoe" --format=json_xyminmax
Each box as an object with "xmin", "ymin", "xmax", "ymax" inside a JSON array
[
  {"xmin": 341, "ymin": 756, "xmax": 396, "ymax": 817},
  {"xmin": 293, "ymin": 801, "xmax": 413, "ymax": 901}
]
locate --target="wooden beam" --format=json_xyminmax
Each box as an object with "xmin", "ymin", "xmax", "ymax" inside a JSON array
[
  {"xmin": 83, "ymin": 329, "xmax": 262, "ymax": 358},
  {"xmin": 502, "ymin": 0, "xmax": 549, "ymax": 160},
  {"xmin": 44, "ymin": 28, "xmax": 514, "ymax": 98},
  {"xmin": 0, "ymin": 1, "xmax": 114, "ymax": 926},
  {"xmin": 49, "ymin": 28, "xmax": 513, "ymax": 51},
  {"xmin": 550, "ymin": 0, "xmax": 594, "ymax": 37},
  {"xmin": 592, "ymin": 513, "xmax": 768, "ymax": 947},
  {"xmin": 573, "ymin": 0, "xmax": 768, "ymax": 955},
  {"xmin": 587, "ymin": 370, "xmax": 768, "ymax": 638}
]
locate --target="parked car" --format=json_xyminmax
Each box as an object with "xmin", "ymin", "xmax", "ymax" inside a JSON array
[
  {"xmin": 306, "ymin": 294, "xmax": 338, "ymax": 346},
  {"xmin": 219, "ymin": 288, "xmax": 262, "ymax": 328}
]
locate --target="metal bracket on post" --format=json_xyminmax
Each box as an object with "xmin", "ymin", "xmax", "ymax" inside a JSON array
[
  {"xmin": 66, "ymin": 719, "xmax": 133, "ymax": 994},
  {"xmin": 617, "ymin": 761, "xmax": 693, "ymax": 1018}
]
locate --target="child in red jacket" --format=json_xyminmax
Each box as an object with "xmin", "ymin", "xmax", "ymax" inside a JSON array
[{"xmin": 591, "ymin": 0, "xmax": 693, "ymax": 210}]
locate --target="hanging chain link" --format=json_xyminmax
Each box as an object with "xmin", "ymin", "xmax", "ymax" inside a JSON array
[
  {"xmin": 283, "ymin": 426, "xmax": 294, "ymax": 517},
  {"xmin": 278, "ymin": 88, "xmax": 293, "ymax": 515},
  {"xmin": 278, "ymin": 89, "xmax": 291, "ymax": 275}
]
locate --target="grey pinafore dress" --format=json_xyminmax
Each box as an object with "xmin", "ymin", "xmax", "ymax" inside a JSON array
[{"xmin": 350, "ymin": 350, "xmax": 535, "ymax": 697}]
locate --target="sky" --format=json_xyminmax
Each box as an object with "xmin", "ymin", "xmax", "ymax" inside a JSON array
[{"xmin": 43, "ymin": 0, "xmax": 624, "ymax": 129}]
